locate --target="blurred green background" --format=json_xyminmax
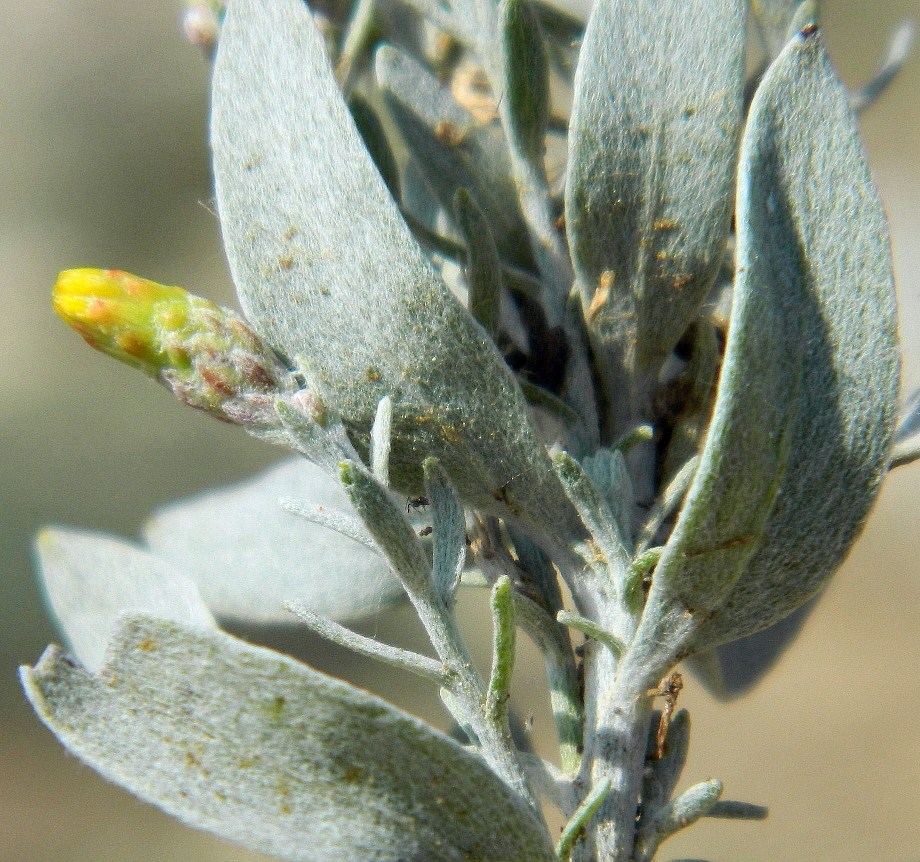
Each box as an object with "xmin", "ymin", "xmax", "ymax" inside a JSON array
[{"xmin": 1, "ymin": 2, "xmax": 917, "ymax": 860}]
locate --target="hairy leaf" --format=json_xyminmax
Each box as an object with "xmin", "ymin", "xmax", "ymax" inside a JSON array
[
  {"xmin": 566, "ymin": 0, "xmax": 745, "ymax": 385},
  {"xmin": 624, "ymin": 27, "xmax": 899, "ymax": 682},
  {"xmin": 212, "ymin": 0, "xmax": 576, "ymax": 538},
  {"xmin": 22, "ymin": 615, "xmax": 556, "ymax": 862},
  {"xmin": 144, "ymin": 459, "xmax": 402, "ymax": 624},
  {"xmin": 34, "ymin": 529, "xmax": 215, "ymax": 673},
  {"xmin": 498, "ymin": 0, "xmax": 549, "ymax": 168},
  {"xmin": 690, "ymin": 26, "xmax": 899, "ymax": 648}
]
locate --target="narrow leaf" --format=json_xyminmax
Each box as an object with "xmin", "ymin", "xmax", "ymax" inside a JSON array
[
  {"xmin": 370, "ymin": 395, "xmax": 394, "ymax": 485},
  {"xmin": 566, "ymin": 0, "xmax": 745, "ymax": 381},
  {"xmin": 580, "ymin": 447, "xmax": 634, "ymax": 550},
  {"xmin": 454, "ymin": 189, "xmax": 502, "ymax": 336},
  {"xmin": 286, "ymin": 602, "xmax": 449, "ymax": 684},
  {"xmin": 553, "ymin": 452, "xmax": 629, "ymax": 573},
  {"xmin": 706, "ymin": 800, "xmax": 769, "ymax": 820},
  {"xmin": 22, "ymin": 615, "xmax": 555, "ymax": 862},
  {"xmin": 486, "ymin": 575, "xmax": 516, "ymax": 725},
  {"xmin": 144, "ymin": 459, "xmax": 402, "ymax": 624},
  {"xmin": 340, "ymin": 460, "xmax": 430, "ymax": 593},
  {"xmin": 424, "ymin": 458, "xmax": 467, "ymax": 605},
  {"xmin": 212, "ymin": 2, "xmax": 576, "ymax": 538},
  {"xmin": 498, "ymin": 0, "xmax": 549, "ymax": 167}
]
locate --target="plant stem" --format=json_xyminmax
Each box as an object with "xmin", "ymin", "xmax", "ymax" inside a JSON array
[{"xmin": 573, "ymin": 635, "xmax": 654, "ymax": 862}]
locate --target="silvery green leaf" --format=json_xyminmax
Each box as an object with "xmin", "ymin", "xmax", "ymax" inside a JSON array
[
  {"xmin": 340, "ymin": 459, "xmax": 431, "ymax": 593},
  {"xmin": 634, "ymin": 779, "xmax": 722, "ymax": 861},
  {"xmin": 375, "ymin": 44, "xmax": 533, "ymax": 269},
  {"xmin": 688, "ymin": 26, "xmax": 899, "ymax": 649},
  {"xmin": 34, "ymin": 529, "xmax": 215, "ymax": 673},
  {"xmin": 565, "ymin": 0, "xmax": 745, "ymax": 381},
  {"xmin": 454, "ymin": 188, "xmax": 502, "ymax": 337},
  {"xmin": 213, "ymin": 0, "xmax": 575, "ymax": 538},
  {"xmin": 580, "ymin": 447, "xmax": 634, "ymax": 549},
  {"xmin": 626, "ymin": 28, "xmax": 899, "ymax": 680},
  {"xmin": 22, "ymin": 614, "xmax": 556, "ymax": 862},
  {"xmin": 498, "ymin": 0, "xmax": 549, "ymax": 168},
  {"xmin": 370, "ymin": 395, "xmax": 394, "ymax": 485},
  {"xmin": 424, "ymin": 458, "xmax": 467, "ymax": 606},
  {"xmin": 144, "ymin": 459, "xmax": 402, "ymax": 624},
  {"xmin": 553, "ymin": 452, "xmax": 629, "ymax": 572}
]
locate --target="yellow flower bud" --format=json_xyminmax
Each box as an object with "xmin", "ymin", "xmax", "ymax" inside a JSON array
[{"xmin": 53, "ymin": 268, "xmax": 290, "ymax": 425}]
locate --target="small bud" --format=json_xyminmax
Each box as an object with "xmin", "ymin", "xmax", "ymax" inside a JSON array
[{"xmin": 53, "ymin": 268, "xmax": 291, "ymax": 425}]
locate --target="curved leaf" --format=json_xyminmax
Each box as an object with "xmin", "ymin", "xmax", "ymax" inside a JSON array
[
  {"xmin": 144, "ymin": 459, "xmax": 403, "ymax": 624},
  {"xmin": 565, "ymin": 0, "xmax": 745, "ymax": 382},
  {"xmin": 22, "ymin": 614, "xmax": 556, "ymax": 862},
  {"xmin": 34, "ymin": 529, "xmax": 215, "ymax": 673},
  {"xmin": 623, "ymin": 27, "xmax": 898, "ymax": 684},
  {"xmin": 691, "ymin": 27, "xmax": 899, "ymax": 648},
  {"xmin": 212, "ymin": 0, "xmax": 577, "ymax": 539}
]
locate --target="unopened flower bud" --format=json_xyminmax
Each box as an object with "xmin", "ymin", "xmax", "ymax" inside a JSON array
[{"xmin": 53, "ymin": 268, "xmax": 291, "ymax": 425}]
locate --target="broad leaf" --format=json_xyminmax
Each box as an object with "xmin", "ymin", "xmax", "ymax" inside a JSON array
[
  {"xmin": 22, "ymin": 614, "xmax": 556, "ymax": 862},
  {"xmin": 144, "ymin": 459, "xmax": 403, "ymax": 624},
  {"xmin": 691, "ymin": 27, "xmax": 899, "ymax": 649},
  {"xmin": 565, "ymin": 0, "xmax": 745, "ymax": 385},
  {"xmin": 34, "ymin": 529, "xmax": 215, "ymax": 672},
  {"xmin": 622, "ymin": 27, "xmax": 898, "ymax": 685},
  {"xmin": 212, "ymin": 0, "xmax": 577, "ymax": 540}
]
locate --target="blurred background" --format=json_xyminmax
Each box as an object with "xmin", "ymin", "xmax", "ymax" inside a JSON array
[{"xmin": 1, "ymin": 2, "xmax": 917, "ymax": 860}]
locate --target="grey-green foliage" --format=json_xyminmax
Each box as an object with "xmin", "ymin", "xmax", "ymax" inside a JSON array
[
  {"xmin": 34, "ymin": 529, "xmax": 216, "ymax": 673},
  {"xmin": 25, "ymin": 0, "xmax": 911, "ymax": 859},
  {"xmin": 212, "ymin": 0, "xmax": 577, "ymax": 541},
  {"xmin": 497, "ymin": 0, "xmax": 549, "ymax": 169},
  {"xmin": 625, "ymin": 26, "xmax": 899, "ymax": 684},
  {"xmin": 566, "ymin": 0, "xmax": 745, "ymax": 394},
  {"xmin": 22, "ymin": 615, "xmax": 555, "ymax": 862}
]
